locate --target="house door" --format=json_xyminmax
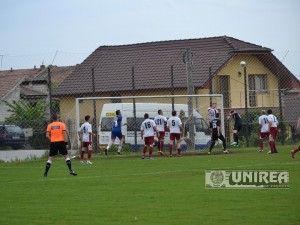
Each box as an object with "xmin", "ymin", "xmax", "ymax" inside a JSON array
[{"xmin": 218, "ymin": 75, "xmax": 230, "ymax": 108}]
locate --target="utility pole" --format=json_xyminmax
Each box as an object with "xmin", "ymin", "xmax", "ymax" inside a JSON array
[{"xmin": 184, "ymin": 48, "xmax": 195, "ymax": 150}]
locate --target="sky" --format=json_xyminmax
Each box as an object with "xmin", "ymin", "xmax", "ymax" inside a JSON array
[{"xmin": 1, "ymin": 0, "xmax": 300, "ymax": 80}]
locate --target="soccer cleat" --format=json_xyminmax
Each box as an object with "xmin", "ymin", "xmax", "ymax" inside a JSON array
[
  {"xmin": 86, "ymin": 161, "xmax": 92, "ymax": 165},
  {"xmin": 44, "ymin": 172, "xmax": 48, "ymax": 177},
  {"xmin": 230, "ymin": 142, "xmax": 238, "ymax": 146},
  {"xmin": 158, "ymin": 151, "xmax": 163, "ymax": 156},
  {"xmin": 141, "ymin": 155, "xmax": 145, "ymax": 159},
  {"xmin": 291, "ymin": 150, "xmax": 295, "ymax": 158},
  {"xmin": 104, "ymin": 149, "xmax": 108, "ymax": 156},
  {"xmin": 223, "ymin": 150, "xmax": 229, "ymax": 154},
  {"xmin": 117, "ymin": 152, "xmax": 121, "ymax": 155},
  {"xmin": 169, "ymin": 155, "xmax": 173, "ymax": 157},
  {"xmin": 258, "ymin": 149, "xmax": 264, "ymax": 153},
  {"xmin": 177, "ymin": 154, "xmax": 182, "ymax": 157},
  {"xmin": 147, "ymin": 156, "xmax": 153, "ymax": 160},
  {"xmin": 80, "ymin": 161, "xmax": 85, "ymax": 165},
  {"xmin": 70, "ymin": 170, "xmax": 77, "ymax": 176},
  {"xmin": 208, "ymin": 151, "xmax": 211, "ymax": 155}
]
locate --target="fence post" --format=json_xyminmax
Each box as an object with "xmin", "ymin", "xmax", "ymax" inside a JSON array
[
  {"xmin": 91, "ymin": 67, "xmax": 98, "ymax": 151},
  {"xmin": 185, "ymin": 48, "xmax": 195, "ymax": 150}
]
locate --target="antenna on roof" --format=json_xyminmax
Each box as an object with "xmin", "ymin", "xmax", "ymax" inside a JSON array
[
  {"xmin": 51, "ymin": 50, "xmax": 58, "ymax": 65},
  {"xmin": 281, "ymin": 50, "xmax": 289, "ymax": 62}
]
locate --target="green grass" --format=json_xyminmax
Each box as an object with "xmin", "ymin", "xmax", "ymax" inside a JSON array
[{"xmin": 0, "ymin": 146, "xmax": 299, "ymax": 225}]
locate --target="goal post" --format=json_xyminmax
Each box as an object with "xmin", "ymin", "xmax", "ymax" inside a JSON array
[{"xmin": 75, "ymin": 94, "xmax": 224, "ymax": 152}]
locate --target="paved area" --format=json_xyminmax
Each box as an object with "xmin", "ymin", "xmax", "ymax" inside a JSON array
[{"xmin": 0, "ymin": 150, "xmax": 79, "ymax": 162}]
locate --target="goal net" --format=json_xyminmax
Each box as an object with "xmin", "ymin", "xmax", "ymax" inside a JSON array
[{"xmin": 75, "ymin": 94, "xmax": 224, "ymax": 153}]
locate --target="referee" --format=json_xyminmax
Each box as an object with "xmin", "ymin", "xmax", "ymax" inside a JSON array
[{"xmin": 44, "ymin": 114, "xmax": 77, "ymax": 177}]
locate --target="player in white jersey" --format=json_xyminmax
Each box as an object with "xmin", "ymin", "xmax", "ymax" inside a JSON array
[
  {"xmin": 141, "ymin": 113, "xmax": 159, "ymax": 159},
  {"xmin": 154, "ymin": 109, "xmax": 167, "ymax": 155},
  {"xmin": 78, "ymin": 115, "xmax": 95, "ymax": 164},
  {"xmin": 258, "ymin": 110, "xmax": 269, "ymax": 152},
  {"xmin": 167, "ymin": 110, "xmax": 183, "ymax": 157},
  {"xmin": 207, "ymin": 102, "xmax": 219, "ymax": 124},
  {"xmin": 267, "ymin": 109, "xmax": 279, "ymax": 154}
]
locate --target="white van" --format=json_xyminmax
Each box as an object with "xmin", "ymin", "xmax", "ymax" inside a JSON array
[{"xmin": 98, "ymin": 103, "xmax": 211, "ymax": 150}]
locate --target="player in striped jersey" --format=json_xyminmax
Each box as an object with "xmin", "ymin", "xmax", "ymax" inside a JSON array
[
  {"xmin": 154, "ymin": 109, "xmax": 167, "ymax": 155},
  {"xmin": 258, "ymin": 110, "xmax": 269, "ymax": 152}
]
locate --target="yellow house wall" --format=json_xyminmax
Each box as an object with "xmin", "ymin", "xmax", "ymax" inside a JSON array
[{"xmin": 216, "ymin": 55, "xmax": 279, "ymax": 109}]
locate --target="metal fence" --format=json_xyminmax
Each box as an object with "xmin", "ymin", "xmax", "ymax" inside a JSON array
[{"xmin": 0, "ymin": 49, "xmax": 299, "ymax": 152}]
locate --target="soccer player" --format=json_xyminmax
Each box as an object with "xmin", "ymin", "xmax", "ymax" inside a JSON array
[
  {"xmin": 291, "ymin": 116, "xmax": 300, "ymax": 158},
  {"xmin": 78, "ymin": 115, "xmax": 95, "ymax": 164},
  {"xmin": 267, "ymin": 109, "xmax": 279, "ymax": 154},
  {"xmin": 208, "ymin": 113, "xmax": 228, "ymax": 154},
  {"xmin": 44, "ymin": 114, "xmax": 77, "ymax": 177},
  {"xmin": 167, "ymin": 110, "xmax": 183, "ymax": 157},
  {"xmin": 258, "ymin": 110, "xmax": 269, "ymax": 152},
  {"xmin": 230, "ymin": 110, "xmax": 242, "ymax": 146},
  {"xmin": 154, "ymin": 109, "xmax": 167, "ymax": 155},
  {"xmin": 207, "ymin": 102, "xmax": 219, "ymax": 126},
  {"xmin": 105, "ymin": 110, "xmax": 124, "ymax": 155},
  {"xmin": 141, "ymin": 113, "xmax": 160, "ymax": 159}
]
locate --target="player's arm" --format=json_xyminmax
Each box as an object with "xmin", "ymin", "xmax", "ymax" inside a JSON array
[
  {"xmin": 154, "ymin": 126, "xmax": 160, "ymax": 138},
  {"xmin": 141, "ymin": 130, "xmax": 144, "ymax": 140},
  {"xmin": 46, "ymin": 131, "xmax": 50, "ymax": 141}
]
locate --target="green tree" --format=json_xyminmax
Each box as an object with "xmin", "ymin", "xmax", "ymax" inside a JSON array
[{"xmin": 3, "ymin": 99, "xmax": 47, "ymax": 126}]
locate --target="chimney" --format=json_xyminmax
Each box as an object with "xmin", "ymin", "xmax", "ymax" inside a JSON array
[
  {"xmin": 10, "ymin": 67, "xmax": 13, "ymax": 72},
  {"xmin": 34, "ymin": 65, "xmax": 36, "ymax": 70},
  {"xmin": 40, "ymin": 65, "xmax": 46, "ymax": 69}
]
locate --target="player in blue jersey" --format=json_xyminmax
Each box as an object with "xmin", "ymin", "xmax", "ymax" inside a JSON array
[{"xmin": 104, "ymin": 110, "xmax": 125, "ymax": 155}]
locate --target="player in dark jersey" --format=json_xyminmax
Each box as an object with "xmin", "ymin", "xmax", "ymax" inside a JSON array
[
  {"xmin": 230, "ymin": 110, "xmax": 242, "ymax": 146},
  {"xmin": 208, "ymin": 113, "xmax": 228, "ymax": 154}
]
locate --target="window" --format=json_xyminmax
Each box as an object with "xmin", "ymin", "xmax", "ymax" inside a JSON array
[{"xmin": 249, "ymin": 74, "xmax": 267, "ymax": 93}]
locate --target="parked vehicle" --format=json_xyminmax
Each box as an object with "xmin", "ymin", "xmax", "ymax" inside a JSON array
[
  {"xmin": 0, "ymin": 125, "xmax": 25, "ymax": 149},
  {"xmin": 98, "ymin": 103, "xmax": 211, "ymax": 150}
]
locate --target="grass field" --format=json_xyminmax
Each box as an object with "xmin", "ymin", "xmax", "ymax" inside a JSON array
[{"xmin": 0, "ymin": 146, "xmax": 299, "ymax": 225}]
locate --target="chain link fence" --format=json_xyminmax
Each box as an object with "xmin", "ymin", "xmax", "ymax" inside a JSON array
[{"xmin": 0, "ymin": 48, "xmax": 299, "ymax": 153}]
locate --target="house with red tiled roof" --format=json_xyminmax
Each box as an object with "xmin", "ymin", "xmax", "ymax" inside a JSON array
[
  {"xmin": 0, "ymin": 65, "xmax": 76, "ymax": 123},
  {"xmin": 53, "ymin": 36, "xmax": 300, "ymax": 123}
]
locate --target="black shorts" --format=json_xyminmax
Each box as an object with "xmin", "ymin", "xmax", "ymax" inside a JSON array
[
  {"xmin": 49, "ymin": 141, "xmax": 68, "ymax": 157},
  {"xmin": 234, "ymin": 123, "xmax": 242, "ymax": 132}
]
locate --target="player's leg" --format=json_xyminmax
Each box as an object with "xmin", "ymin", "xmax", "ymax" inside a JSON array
[
  {"xmin": 59, "ymin": 142, "xmax": 77, "ymax": 175},
  {"xmin": 44, "ymin": 143, "xmax": 57, "ymax": 177},
  {"xmin": 176, "ymin": 134, "xmax": 182, "ymax": 156},
  {"xmin": 219, "ymin": 134, "xmax": 228, "ymax": 153},
  {"xmin": 86, "ymin": 143, "xmax": 93, "ymax": 164},
  {"xmin": 105, "ymin": 131, "xmax": 116, "ymax": 155},
  {"xmin": 142, "ymin": 137, "xmax": 148, "ymax": 159},
  {"xmin": 148, "ymin": 136, "xmax": 154, "ymax": 159},
  {"xmin": 80, "ymin": 143, "xmax": 86, "ymax": 164},
  {"xmin": 117, "ymin": 133, "xmax": 124, "ymax": 154},
  {"xmin": 291, "ymin": 145, "xmax": 300, "ymax": 158},
  {"xmin": 169, "ymin": 133, "xmax": 175, "ymax": 157},
  {"xmin": 268, "ymin": 130, "xmax": 276, "ymax": 154},
  {"xmin": 231, "ymin": 129, "xmax": 238, "ymax": 146}
]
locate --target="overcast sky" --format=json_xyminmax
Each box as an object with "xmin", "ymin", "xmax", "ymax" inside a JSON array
[{"xmin": 1, "ymin": 0, "xmax": 299, "ymax": 79}]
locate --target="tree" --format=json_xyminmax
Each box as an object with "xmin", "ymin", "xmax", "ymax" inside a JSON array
[{"xmin": 3, "ymin": 99, "xmax": 47, "ymax": 127}]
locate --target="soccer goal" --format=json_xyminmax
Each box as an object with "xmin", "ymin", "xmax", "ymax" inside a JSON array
[{"xmin": 75, "ymin": 94, "xmax": 224, "ymax": 152}]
